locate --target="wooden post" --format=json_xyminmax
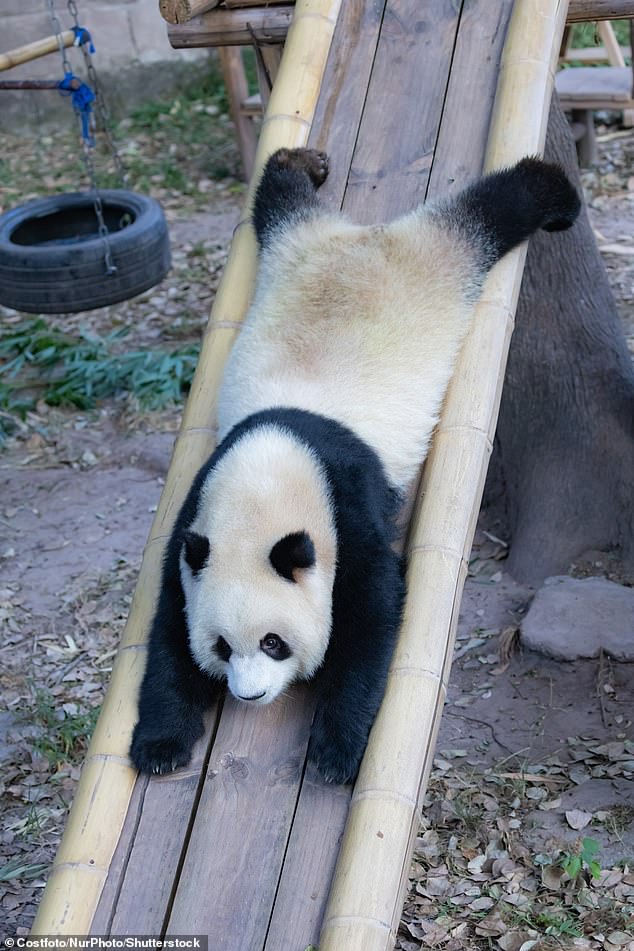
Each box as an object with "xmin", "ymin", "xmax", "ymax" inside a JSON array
[
  {"xmin": 317, "ymin": 1, "xmax": 571, "ymax": 949},
  {"xmin": 0, "ymin": 31, "xmax": 75, "ymax": 72},
  {"xmin": 158, "ymin": 0, "xmax": 221, "ymax": 25},
  {"xmin": 218, "ymin": 47, "xmax": 259, "ymax": 181},
  {"xmin": 31, "ymin": 0, "xmax": 343, "ymax": 932}
]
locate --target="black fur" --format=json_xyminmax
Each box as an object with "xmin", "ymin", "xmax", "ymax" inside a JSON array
[
  {"xmin": 130, "ymin": 408, "xmax": 405, "ymax": 784},
  {"xmin": 269, "ymin": 530, "xmax": 316, "ymax": 581},
  {"xmin": 183, "ymin": 530, "xmax": 210, "ymax": 574},
  {"xmin": 131, "ymin": 149, "xmax": 579, "ymax": 782},
  {"xmin": 438, "ymin": 157, "xmax": 580, "ymax": 269},
  {"xmin": 253, "ymin": 148, "xmax": 329, "ymax": 250}
]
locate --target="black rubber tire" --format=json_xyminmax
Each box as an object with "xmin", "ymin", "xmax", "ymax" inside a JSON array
[{"xmin": 0, "ymin": 190, "xmax": 171, "ymax": 314}]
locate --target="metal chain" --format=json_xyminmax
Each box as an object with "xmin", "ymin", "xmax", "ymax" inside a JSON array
[
  {"xmin": 46, "ymin": 0, "xmax": 72, "ymax": 74},
  {"xmin": 79, "ymin": 135, "xmax": 118, "ymax": 275},
  {"xmin": 66, "ymin": 0, "xmax": 128, "ymax": 188},
  {"xmin": 46, "ymin": 0, "xmax": 118, "ymax": 275}
]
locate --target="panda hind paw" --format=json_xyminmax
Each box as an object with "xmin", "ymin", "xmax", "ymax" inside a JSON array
[{"xmin": 272, "ymin": 148, "xmax": 329, "ymax": 187}]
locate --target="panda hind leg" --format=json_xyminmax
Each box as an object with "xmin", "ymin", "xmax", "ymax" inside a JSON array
[
  {"xmin": 444, "ymin": 157, "xmax": 581, "ymax": 269},
  {"xmin": 253, "ymin": 148, "xmax": 329, "ymax": 250}
]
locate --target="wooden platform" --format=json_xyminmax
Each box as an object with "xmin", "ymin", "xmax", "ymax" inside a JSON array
[
  {"xmin": 88, "ymin": 2, "xmax": 518, "ymax": 942},
  {"xmin": 32, "ymin": 0, "xmax": 569, "ymax": 947}
]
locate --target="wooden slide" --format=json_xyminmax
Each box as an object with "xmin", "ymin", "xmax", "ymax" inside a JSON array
[{"xmin": 32, "ymin": 0, "xmax": 571, "ymax": 947}]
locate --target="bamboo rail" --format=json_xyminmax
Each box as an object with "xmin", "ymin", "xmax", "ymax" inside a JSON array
[
  {"xmin": 567, "ymin": 0, "xmax": 634, "ymax": 18},
  {"xmin": 30, "ymin": 0, "xmax": 341, "ymax": 935},
  {"xmin": 0, "ymin": 30, "xmax": 75, "ymax": 72},
  {"xmin": 317, "ymin": 1, "xmax": 570, "ymax": 949}
]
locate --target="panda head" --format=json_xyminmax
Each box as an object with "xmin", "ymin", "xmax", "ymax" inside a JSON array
[{"xmin": 179, "ymin": 426, "xmax": 337, "ymax": 704}]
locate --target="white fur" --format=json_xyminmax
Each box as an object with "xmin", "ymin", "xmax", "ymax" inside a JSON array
[
  {"xmin": 185, "ymin": 201, "xmax": 482, "ymax": 701},
  {"xmin": 181, "ymin": 425, "xmax": 337, "ymax": 702},
  {"xmin": 217, "ymin": 208, "xmax": 482, "ymax": 492}
]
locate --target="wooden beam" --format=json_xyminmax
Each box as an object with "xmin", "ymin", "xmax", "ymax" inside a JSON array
[
  {"xmin": 0, "ymin": 30, "xmax": 74, "ymax": 72},
  {"xmin": 167, "ymin": 6, "xmax": 292, "ymax": 47},
  {"xmin": 158, "ymin": 0, "xmax": 220, "ymax": 26},
  {"xmin": 567, "ymin": 0, "xmax": 634, "ymax": 20}
]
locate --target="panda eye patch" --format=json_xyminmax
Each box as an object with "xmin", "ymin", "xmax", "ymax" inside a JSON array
[
  {"xmin": 260, "ymin": 634, "xmax": 291, "ymax": 661},
  {"xmin": 215, "ymin": 636, "xmax": 232, "ymax": 662}
]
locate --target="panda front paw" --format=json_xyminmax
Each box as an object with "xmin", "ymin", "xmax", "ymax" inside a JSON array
[
  {"xmin": 130, "ymin": 717, "xmax": 203, "ymax": 775},
  {"xmin": 308, "ymin": 710, "xmax": 366, "ymax": 785}
]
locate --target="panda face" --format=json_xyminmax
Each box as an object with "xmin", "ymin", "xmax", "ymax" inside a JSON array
[
  {"xmin": 215, "ymin": 631, "xmax": 297, "ymax": 704},
  {"xmin": 179, "ymin": 426, "xmax": 337, "ymax": 703}
]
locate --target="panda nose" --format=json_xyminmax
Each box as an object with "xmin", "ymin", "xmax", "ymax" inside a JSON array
[{"xmin": 237, "ymin": 691, "xmax": 266, "ymax": 701}]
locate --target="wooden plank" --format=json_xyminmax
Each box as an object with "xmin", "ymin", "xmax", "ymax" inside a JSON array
[
  {"xmin": 427, "ymin": 0, "xmax": 515, "ymax": 198},
  {"xmin": 555, "ymin": 65, "xmax": 634, "ymax": 106},
  {"xmin": 263, "ymin": 767, "xmax": 350, "ymax": 951},
  {"xmin": 90, "ymin": 709, "xmax": 219, "ymax": 935},
  {"xmin": 563, "ymin": 45, "xmax": 631, "ymax": 63},
  {"xmin": 308, "ymin": 0, "xmax": 389, "ymax": 212},
  {"xmin": 567, "ymin": 0, "xmax": 634, "ymax": 20},
  {"xmin": 89, "ymin": 774, "xmax": 149, "ymax": 935},
  {"xmin": 165, "ymin": 690, "xmax": 315, "ymax": 945},
  {"xmin": 167, "ymin": 7, "xmax": 292, "ymax": 48},
  {"xmin": 224, "ymin": 0, "xmax": 294, "ymax": 6},
  {"xmin": 341, "ymin": 0, "xmax": 465, "ymax": 224}
]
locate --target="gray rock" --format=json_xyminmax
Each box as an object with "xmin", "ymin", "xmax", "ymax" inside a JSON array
[{"xmin": 521, "ymin": 575, "xmax": 634, "ymax": 661}]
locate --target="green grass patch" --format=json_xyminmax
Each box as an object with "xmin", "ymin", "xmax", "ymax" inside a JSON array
[
  {"xmin": 0, "ymin": 317, "xmax": 199, "ymax": 440},
  {"xmin": 0, "ymin": 856, "xmax": 49, "ymax": 883},
  {"xmin": 570, "ymin": 20, "xmax": 631, "ymax": 51},
  {"xmin": 29, "ymin": 689, "xmax": 100, "ymax": 768}
]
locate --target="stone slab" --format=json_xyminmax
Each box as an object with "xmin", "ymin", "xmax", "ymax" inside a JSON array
[{"xmin": 521, "ymin": 575, "xmax": 634, "ymax": 661}]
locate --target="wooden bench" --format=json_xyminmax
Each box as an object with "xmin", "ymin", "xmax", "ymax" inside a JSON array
[{"xmin": 557, "ymin": 17, "xmax": 634, "ymax": 162}]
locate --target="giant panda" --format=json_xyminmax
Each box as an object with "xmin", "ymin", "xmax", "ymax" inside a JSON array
[{"xmin": 130, "ymin": 147, "xmax": 580, "ymax": 784}]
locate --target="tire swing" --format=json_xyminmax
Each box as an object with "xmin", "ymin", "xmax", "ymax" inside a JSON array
[{"xmin": 0, "ymin": 2, "xmax": 171, "ymax": 315}]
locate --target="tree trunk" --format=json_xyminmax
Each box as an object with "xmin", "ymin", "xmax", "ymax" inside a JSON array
[{"xmin": 484, "ymin": 95, "xmax": 634, "ymax": 584}]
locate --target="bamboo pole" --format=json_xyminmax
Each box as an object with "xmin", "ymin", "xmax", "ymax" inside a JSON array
[
  {"xmin": 0, "ymin": 30, "xmax": 75, "ymax": 72},
  {"xmin": 31, "ymin": 0, "xmax": 341, "ymax": 936},
  {"xmin": 566, "ymin": 0, "xmax": 634, "ymax": 19},
  {"xmin": 158, "ymin": 0, "xmax": 221, "ymax": 26},
  {"xmin": 318, "ymin": 2, "xmax": 570, "ymax": 949}
]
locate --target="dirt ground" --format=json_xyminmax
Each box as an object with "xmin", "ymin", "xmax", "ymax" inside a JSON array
[{"xmin": 0, "ymin": 117, "xmax": 633, "ymax": 948}]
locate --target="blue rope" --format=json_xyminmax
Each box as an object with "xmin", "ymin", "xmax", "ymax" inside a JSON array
[
  {"xmin": 71, "ymin": 25, "xmax": 95, "ymax": 54},
  {"xmin": 58, "ymin": 72, "xmax": 96, "ymax": 145}
]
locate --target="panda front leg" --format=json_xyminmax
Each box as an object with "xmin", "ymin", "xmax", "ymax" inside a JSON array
[
  {"xmin": 308, "ymin": 551, "xmax": 405, "ymax": 785},
  {"xmin": 252, "ymin": 148, "xmax": 329, "ymax": 250},
  {"xmin": 441, "ymin": 157, "xmax": 580, "ymax": 269},
  {"xmin": 130, "ymin": 573, "xmax": 218, "ymax": 775}
]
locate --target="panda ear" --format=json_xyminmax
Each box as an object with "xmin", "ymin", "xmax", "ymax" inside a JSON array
[
  {"xmin": 269, "ymin": 531, "xmax": 315, "ymax": 582},
  {"xmin": 183, "ymin": 530, "xmax": 210, "ymax": 574}
]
